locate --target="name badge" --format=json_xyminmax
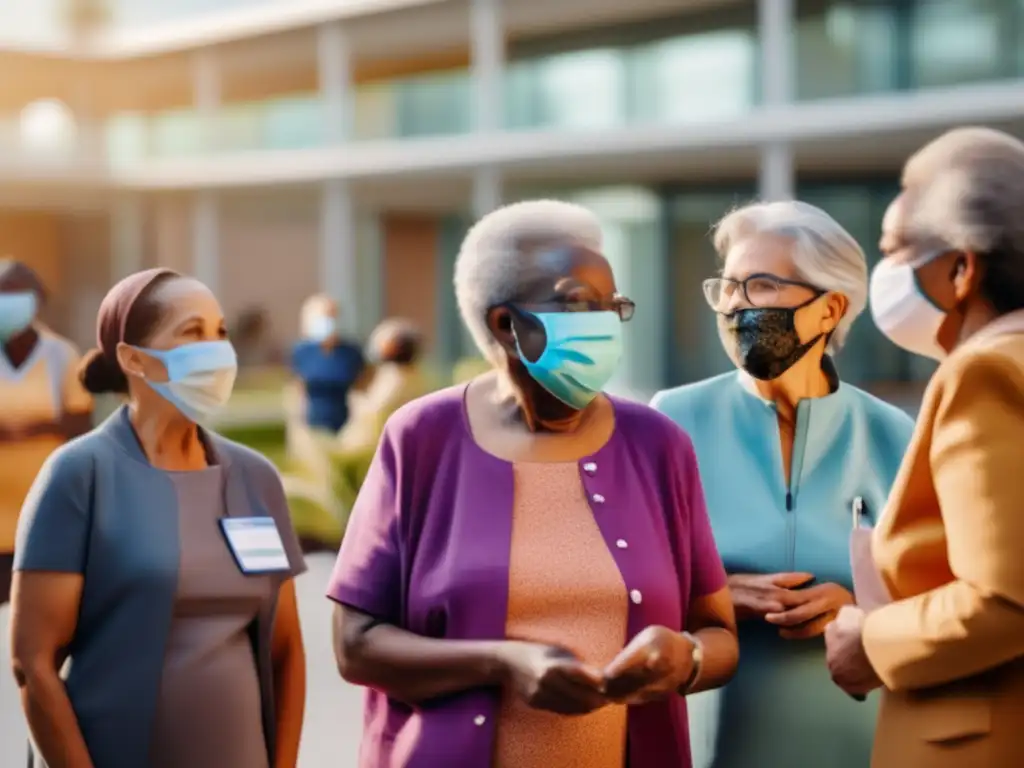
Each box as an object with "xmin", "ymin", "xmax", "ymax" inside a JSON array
[{"xmin": 220, "ymin": 517, "xmax": 290, "ymax": 575}]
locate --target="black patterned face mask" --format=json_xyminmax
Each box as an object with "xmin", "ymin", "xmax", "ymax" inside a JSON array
[{"xmin": 718, "ymin": 297, "xmax": 825, "ymax": 381}]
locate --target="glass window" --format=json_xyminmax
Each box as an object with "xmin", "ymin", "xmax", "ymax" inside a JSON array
[
  {"xmin": 531, "ymin": 49, "xmax": 626, "ymax": 131},
  {"xmin": 105, "ymin": 112, "xmax": 148, "ymax": 168},
  {"xmin": 394, "ymin": 70, "xmax": 471, "ymax": 138},
  {"xmin": 1019, "ymin": 0, "xmax": 1024, "ymax": 75},
  {"xmin": 216, "ymin": 104, "xmax": 263, "ymax": 152},
  {"xmin": 795, "ymin": 1, "xmax": 900, "ymax": 99},
  {"xmin": 261, "ymin": 95, "xmax": 324, "ymax": 149},
  {"xmin": 504, "ymin": 60, "xmax": 539, "ymax": 130},
  {"xmin": 149, "ymin": 109, "xmax": 203, "ymax": 157},
  {"xmin": 352, "ymin": 83, "xmax": 399, "ymax": 141},
  {"xmin": 633, "ymin": 30, "xmax": 757, "ymax": 124},
  {"xmin": 909, "ymin": 0, "xmax": 1010, "ymax": 87}
]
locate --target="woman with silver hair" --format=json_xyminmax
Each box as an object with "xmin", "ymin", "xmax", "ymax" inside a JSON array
[
  {"xmin": 652, "ymin": 200, "xmax": 914, "ymax": 768},
  {"xmin": 827, "ymin": 127, "xmax": 1024, "ymax": 767},
  {"xmin": 327, "ymin": 199, "xmax": 739, "ymax": 768}
]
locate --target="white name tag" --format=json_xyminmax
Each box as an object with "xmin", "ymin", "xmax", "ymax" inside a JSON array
[{"xmin": 220, "ymin": 517, "xmax": 290, "ymax": 574}]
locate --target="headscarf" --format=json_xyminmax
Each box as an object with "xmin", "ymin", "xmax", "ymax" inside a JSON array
[{"xmin": 95, "ymin": 268, "xmax": 177, "ymax": 364}]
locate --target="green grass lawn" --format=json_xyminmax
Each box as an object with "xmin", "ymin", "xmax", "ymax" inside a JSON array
[
  {"xmin": 218, "ymin": 421, "xmax": 288, "ymax": 467},
  {"xmin": 216, "ymin": 419, "xmax": 345, "ymax": 548}
]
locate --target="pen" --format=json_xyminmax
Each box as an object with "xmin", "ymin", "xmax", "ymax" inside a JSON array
[{"xmin": 850, "ymin": 496, "xmax": 867, "ymax": 701}]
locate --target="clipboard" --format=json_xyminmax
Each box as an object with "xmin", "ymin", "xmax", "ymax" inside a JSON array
[
  {"xmin": 849, "ymin": 497, "xmax": 891, "ymax": 612},
  {"xmin": 845, "ymin": 498, "xmax": 891, "ymax": 702}
]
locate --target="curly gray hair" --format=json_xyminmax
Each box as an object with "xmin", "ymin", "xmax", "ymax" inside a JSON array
[{"xmin": 453, "ymin": 200, "xmax": 603, "ymax": 360}]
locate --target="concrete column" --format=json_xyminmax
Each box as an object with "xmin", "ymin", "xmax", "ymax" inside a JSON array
[
  {"xmin": 758, "ymin": 0, "xmax": 794, "ymax": 106},
  {"xmin": 354, "ymin": 210, "xmax": 385, "ymax": 338},
  {"xmin": 317, "ymin": 22, "xmax": 351, "ymax": 143},
  {"xmin": 320, "ymin": 179, "xmax": 358, "ymax": 334},
  {"xmin": 111, "ymin": 195, "xmax": 145, "ymax": 280},
  {"xmin": 192, "ymin": 191, "xmax": 219, "ymax": 293},
  {"xmin": 470, "ymin": 0, "xmax": 503, "ymax": 132},
  {"xmin": 759, "ymin": 141, "xmax": 795, "ymax": 201},
  {"xmin": 758, "ymin": 0, "xmax": 795, "ymax": 202},
  {"xmin": 472, "ymin": 165, "xmax": 503, "ymax": 218},
  {"xmin": 192, "ymin": 48, "xmax": 221, "ymax": 151}
]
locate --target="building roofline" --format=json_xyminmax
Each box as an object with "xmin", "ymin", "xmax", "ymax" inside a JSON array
[{"xmin": 0, "ymin": 0, "xmax": 443, "ymax": 62}]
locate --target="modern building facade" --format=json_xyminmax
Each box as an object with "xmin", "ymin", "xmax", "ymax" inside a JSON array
[{"xmin": 1, "ymin": 0, "xmax": 1023, "ymax": 400}]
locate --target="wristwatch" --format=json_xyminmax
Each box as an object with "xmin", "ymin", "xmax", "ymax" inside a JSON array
[{"xmin": 679, "ymin": 631, "xmax": 704, "ymax": 694}]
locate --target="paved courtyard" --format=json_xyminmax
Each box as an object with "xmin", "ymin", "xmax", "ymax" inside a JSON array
[{"xmin": 0, "ymin": 554, "xmax": 364, "ymax": 768}]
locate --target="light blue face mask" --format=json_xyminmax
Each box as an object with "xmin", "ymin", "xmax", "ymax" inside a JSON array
[
  {"xmin": 306, "ymin": 315, "xmax": 337, "ymax": 342},
  {"xmin": 514, "ymin": 310, "xmax": 623, "ymax": 410},
  {"xmin": 0, "ymin": 292, "xmax": 37, "ymax": 342},
  {"xmin": 137, "ymin": 340, "xmax": 238, "ymax": 423}
]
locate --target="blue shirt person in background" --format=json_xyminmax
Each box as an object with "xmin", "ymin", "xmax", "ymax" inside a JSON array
[
  {"xmin": 652, "ymin": 201, "xmax": 914, "ymax": 768},
  {"xmin": 290, "ymin": 293, "xmax": 366, "ymax": 432}
]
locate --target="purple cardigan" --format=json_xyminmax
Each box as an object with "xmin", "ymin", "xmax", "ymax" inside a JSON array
[{"xmin": 326, "ymin": 385, "xmax": 727, "ymax": 768}]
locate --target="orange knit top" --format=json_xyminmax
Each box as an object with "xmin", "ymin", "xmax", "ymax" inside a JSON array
[{"xmin": 493, "ymin": 462, "xmax": 629, "ymax": 768}]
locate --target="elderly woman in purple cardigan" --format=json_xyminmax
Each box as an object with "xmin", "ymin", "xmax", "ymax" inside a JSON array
[{"xmin": 326, "ymin": 199, "xmax": 739, "ymax": 768}]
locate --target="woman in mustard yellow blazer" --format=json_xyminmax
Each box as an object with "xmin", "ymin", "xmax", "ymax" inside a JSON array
[{"xmin": 825, "ymin": 126, "xmax": 1024, "ymax": 767}]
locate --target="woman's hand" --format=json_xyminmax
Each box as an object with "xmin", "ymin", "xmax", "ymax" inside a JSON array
[
  {"xmin": 825, "ymin": 606, "xmax": 882, "ymax": 696},
  {"xmin": 602, "ymin": 626, "xmax": 695, "ymax": 704},
  {"xmin": 765, "ymin": 582, "xmax": 855, "ymax": 640},
  {"xmin": 727, "ymin": 572, "xmax": 816, "ymax": 621},
  {"xmin": 497, "ymin": 641, "xmax": 608, "ymax": 715}
]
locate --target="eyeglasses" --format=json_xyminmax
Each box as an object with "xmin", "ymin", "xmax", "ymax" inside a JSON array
[
  {"xmin": 702, "ymin": 273, "xmax": 823, "ymax": 311},
  {"xmin": 507, "ymin": 295, "xmax": 636, "ymax": 322}
]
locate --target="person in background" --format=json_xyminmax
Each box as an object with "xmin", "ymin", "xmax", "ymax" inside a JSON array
[
  {"xmin": 827, "ymin": 127, "xmax": 1024, "ymax": 767},
  {"xmin": 336, "ymin": 317, "xmax": 430, "ymax": 451},
  {"xmin": 0, "ymin": 259, "xmax": 93, "ymax": 607},
  {"xmin": 9, "ymin": 268, "xmax": 306, "ymax": 768},
  {"xmin": 652, "ymin": 201, "xmax": 914, "ymax": 768},
  {"xmin": 290, "ymin": 294, "xmax": 366, "ymax": 433},
  {"xmin": 233, "ymin": 306, "xmax": 280, "ymax": 369},
  {"xmin": 328, "ymin": 200, "xmax": 738, "ymax": 768}
]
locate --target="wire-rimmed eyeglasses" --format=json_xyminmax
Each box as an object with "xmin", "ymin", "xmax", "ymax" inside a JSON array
[{"xmin": 702, "ymin": 273, "xmax": 823, "ymax": 311}]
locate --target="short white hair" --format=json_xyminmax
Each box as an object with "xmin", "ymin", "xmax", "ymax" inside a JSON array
[
  {"xmin": 903, "ymin": 127, "xmax": 1024, "ymax": 312},
  {"xmin": 454, "ymin": 200, "xmax": 603, "ymax": 359},
  {"xmin": 712, "ymin": 200, "xmax": 868, "ymax": 350}
]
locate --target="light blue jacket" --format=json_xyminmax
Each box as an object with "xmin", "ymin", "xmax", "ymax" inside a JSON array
[{"xmin": 652, "ymin": 361, "xmax": 914, "ymax": 768}]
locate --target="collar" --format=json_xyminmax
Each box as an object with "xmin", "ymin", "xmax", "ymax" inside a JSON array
[
  {"xmin": 737, "ymin": 354, "xmax": 841, "ymax": 402},
  {"xmin": 964, "ymin": 309, "xmax": 1024, "ymax": 347},
  {"xmin": 97, "ymin": 404, "xmax": 232, "ymax": 469}
]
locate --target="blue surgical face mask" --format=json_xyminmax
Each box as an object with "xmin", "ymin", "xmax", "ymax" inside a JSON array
[
  {"xmin": 513, "ymin": 310, "xmax": 623, "ymax": 410},
  {"xmin": 0, "ymin": 292, "xmax": 37, "ymax": 342},
  {"xmin": 137, "ymin": 340, "xmax": 238, "ymax": 423},
  {"xmin": 306, "ymin": 314, "xmax": 337, "ymax": 342}
]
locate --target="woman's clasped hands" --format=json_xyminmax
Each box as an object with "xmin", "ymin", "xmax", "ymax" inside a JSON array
[
  {"xmin": 729, "ymin": 572, "xmax": 853, "ymax": 639},
  {"xmin": 498, "ymin": 626, "xmax": 695, "ymax": 715}
]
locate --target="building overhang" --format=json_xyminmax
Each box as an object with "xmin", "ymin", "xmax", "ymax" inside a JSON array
[
  {"xmin": 109, "ymin": 80, "xmax": 1024, "ymax": 190},
  {"xmin": 0, "ymin": 0, "xmax": 739, "ymax": 61},
  {"xmin": 1, "ymin": 79, "xmax": 1021, "ymax": 202}
]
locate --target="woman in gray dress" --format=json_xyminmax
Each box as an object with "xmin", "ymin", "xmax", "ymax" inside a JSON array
[{"xmin": 9, "ymin": 268, "xmax": 307, "ymax": 768}]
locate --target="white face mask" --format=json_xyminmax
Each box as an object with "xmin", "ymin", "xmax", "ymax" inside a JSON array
[
  {"xmin": 138, "ymin": 341, "xmax": 238, "ymax": 423},
  {"xmin": 869, "ymin": 253, "xmax": 948, "ymax": 361},
  {"xmin": 305, "ymin": 314, "xmax": 337, "ymax": 342}
]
